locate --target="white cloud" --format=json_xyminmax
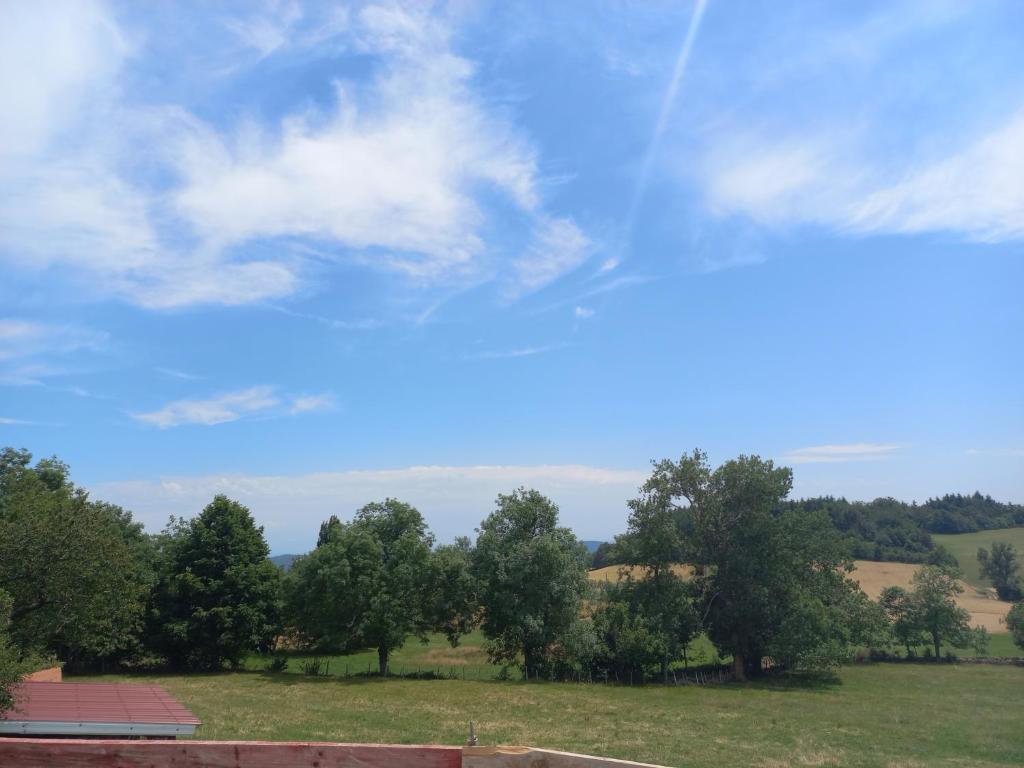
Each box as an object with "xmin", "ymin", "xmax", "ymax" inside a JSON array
[
  {"xmin": 782, "ymin": 443, "xmax": 899, "ymax": 464},
  {"xmin": 92, "ymin": 463, "xmax": 648, "ymax": 550},
  {"xmin": 156, "ymin": 367, "xmax": 202, "ymax": 381},
  {"xmin": 0, "ymin": 319, "xmax": 109, "ymax": 386},
  {"xmin": 473, "ymin": 344, "xmax": 563, "ymax": 360},
  {"xmin": 0, "ymin": 417, "xmax": 34, "ymax": 425},
  {"xmin": 133, "ymin": 386, "xmax": 279, "ymax": 428},
  {"xmin": 966, "ymin": 448, "xmax": 1024, "ymax": 458},
  {"xmin": 173, "ymin": 4, "xmax": 543, "ymax": 286},
  {"xmin": 289, "ymin": 393, "xmax": 336, "ymax": 414},
  {"xmin": 703, "ymin": 109, "xmax": 1024, "ymax": 244},
  {"xmin": 850, "ymin": 110, "xmax": 1024, "ymax": 241},
  {"xmin": 0, "ymin": 3, "xmax": 587, "ymax": 310},
  {"xmin": 574, "ymin": 306, "xmax": 595, "ymax": 319},
  {"xmin": 507, "ymin": 218, "xmax": 592, "ymax": 298}
]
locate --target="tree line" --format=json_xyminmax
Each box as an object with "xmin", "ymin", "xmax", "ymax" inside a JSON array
[
  {"xmin": 2, "ymin": 446, "xmax": 1023, "ymax": 710},
  {"xmin": 594, "ymin": 492, "xmax": 1024, "ymax": 568}
]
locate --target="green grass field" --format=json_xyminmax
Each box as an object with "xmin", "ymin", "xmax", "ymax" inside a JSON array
[
  {"xmin": 934, "ymin": 527, "xmax": 1024, "ymax": 590},
  {"xmin": 241, "ymin": 632, "xmax": 727, "ymax": 679},
  {"xmin": 75, "ymin": 663, "xmax": 1024, "ymax": 768}
]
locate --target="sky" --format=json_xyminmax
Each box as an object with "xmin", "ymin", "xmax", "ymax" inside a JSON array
[{"xmin": 2, "ymin": 0, "xmax": 1023, "ymax": 555}]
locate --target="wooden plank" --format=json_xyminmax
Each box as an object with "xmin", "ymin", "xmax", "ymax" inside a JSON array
[
  {"xmin": 0, "ymin": 738, "xmax": 464, "ymax": 768},
  {"xmin": 463, "ymin": 746, "xmax": 672, "ymax": 768}
]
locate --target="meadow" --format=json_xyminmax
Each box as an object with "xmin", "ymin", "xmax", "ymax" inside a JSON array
[
  {"xmin": 77, "ymin": 662, "xmax": 1024, "ymax": 768},
  {"xmin": 934, "ymin": 527, "xmax": 1024, "ymax": 590}
]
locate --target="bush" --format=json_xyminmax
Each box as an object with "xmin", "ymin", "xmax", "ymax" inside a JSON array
[
  {"xmin": 300, "ymin": 657, "xmax": 329, "ymax": 676},
  {"xmin": 264, "ymin": 656, "xmax": 289, "ymax": 673}
]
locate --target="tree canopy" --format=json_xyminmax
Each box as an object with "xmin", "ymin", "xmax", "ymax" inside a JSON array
[
  {"xmin": 471, "ymin": 488, "xmax": 589, "ymax": 675},
  {"xmin": 148, "ymin": 495, "xmax": 281, "ymax": 670},
  {"xmin": 286, "ymin": 499, "xmax": 453, "ymax": 675},
  {"xmin": 0, "ymin": 448, "xmax": 152, "ymax": 665},
  {"xmin": 977, "ymin": 542, "xmax": 1021, "ymax": 601},
  {"xmin": 626, "ymin": 450, "xmax": 876, "ymax": 679}
]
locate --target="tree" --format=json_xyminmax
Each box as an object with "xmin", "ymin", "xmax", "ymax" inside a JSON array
[
  {"xmin": 0, "ymin": 448, "xmax": 151, "ymax": 666},
  {"xmin": 1006, "ymin": 602, "xmax": 1024, "ymax": 651},
  {"xmin": 0, "ymin": 588, "xmax": 42, "ymax": 714},
  {"xmin": 149, "ymin": 496, "xmax": 281, "ymax": 670},
  {"xmin": 612, "ymin": 492, "xmax": 700, "ymax": 680},
  {"xmin": 287, "ymin": 499, "xmax": 443, "ymax": 675},
  {"xmin": 633, "ymin": 450, "xmax": 873, "ymax": 680},
  {"xmin": 977, "ymin": 543, "xmax": 1022, "ymax": 601},
  {"xmin": 317, "ymin": 515, "xmax": 343, "ymax": 547},
  {"xmin": 471, "ymin": 488, "xmax": 589, "ymax": 675},
  {"xmin": 909, "ymin": 566, "xmax": 972, "ymax": 658},
  {"xmin": 428, "ymin": 537, "xmax": 479, "ymax": 647},
  {"xmin": 880, "ymin": 586, "xmax": 926, "ymax": 656}
]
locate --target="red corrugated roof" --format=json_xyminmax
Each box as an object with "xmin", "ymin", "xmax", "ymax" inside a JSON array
[{"xmin": 2, "ymin": 682, "xmax": 201, "ymax": 726}]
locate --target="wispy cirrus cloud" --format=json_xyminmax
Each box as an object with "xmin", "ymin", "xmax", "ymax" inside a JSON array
[
  {"xmin": 0, "ymin": 2, "xmax": 591, "ymax": 310},
  {"xmin": 782, "ymin": 443, "xmax": 900, "ymax": 465},
  {"xmin": 471, "ymin": 344, "xmax": 564, "ymax": 361},
  {"xmin": 506, "ymin": 218, "xmax": 593, "ymax": 299},
  {"xmin": 289, "ymin": 394, "xmax": 336, "ymax": 415},
  {"xmin": 133, "ymin": 386, "xmax": 337, "ymax": 428},
  {"xmin": 966, "ymin": 448, "xmax": 1024, "ymax": 458},
  {"xmin": 133, "ymin": 386, "xmax": 279, "ymax": 428},
  {"xmin": 0, "ymin": 318, "xmax": 109, "ymax": 387}
]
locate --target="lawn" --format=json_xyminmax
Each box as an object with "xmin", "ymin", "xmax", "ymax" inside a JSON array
[
  {"xmin": 242, "ymin": 632, "xmax": 729, "ymax": 679},
  {"xmin": 934, "ymin": 527, "xmax": 1024, "ymax": 591},
  {"xmin": 75, "ymin": 663, "xmax": 1024, "ymax": 768}
]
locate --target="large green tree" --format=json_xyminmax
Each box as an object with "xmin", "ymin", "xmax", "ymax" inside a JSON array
[
  {"xmin": 977, "ymin": 543, "xmax": 1021, "ymax": 601},
  {"xmin": 287, "ymin": 499, "xmax": 447, "ymax": 675},
  {"xmin": 907, "ymin": 566, "xmax": 973, "ymax": 658},
  {"xmin": 471, "ymin": 488, "xmax": 589, "ymax": 675},
  {"xmin": 635, "ymin": 450, "xmax": 874, "ymax": 680},
  {"xmin": 148, "ymin": 495, "xmax": 281, "ymax": 670},
  {"xmin": 0, "ymin": 448, "xmax": 151, "ymax": 666}
]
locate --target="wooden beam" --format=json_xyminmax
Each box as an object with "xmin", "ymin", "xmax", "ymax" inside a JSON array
[
  {"xmin": 0, "ymin": 738, "xmax": 463, "ymax": 768},
  {"xmin": 463, "ymin": 746, "xmax": 671, "ymax": 768}
]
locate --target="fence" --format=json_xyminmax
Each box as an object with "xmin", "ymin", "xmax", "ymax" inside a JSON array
[{"xmin": 0, "ymin": 740, "xmax": 672, "ymax": 768}]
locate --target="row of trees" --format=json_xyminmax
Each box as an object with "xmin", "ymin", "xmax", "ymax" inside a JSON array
[
  {"xmin": 2, "ymin": 446, "xmax": 1023, "ymax": 709},
  {"xmin": 597, "ymin": 493, "xmax": 1024, "ymax": 566}
]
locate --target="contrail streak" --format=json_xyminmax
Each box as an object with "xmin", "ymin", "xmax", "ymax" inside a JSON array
[{"xmin": 619, "ymin": 0, "xmax": 709, "ymax": 257}]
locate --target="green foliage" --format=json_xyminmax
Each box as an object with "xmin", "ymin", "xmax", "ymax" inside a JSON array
[
  {"xmin": 1006, "ymin": 602, "xmax": 1024, "ymax": 652},
  {"xmin": 882, "ymin": 566, "xmax": 974, "ymax": 658},
  {"xmin": 0, "ymin": 448, "xmax": 152, "ymax": 665},
  {"xmin": 586, "ymin": 574, "xmax": 700, "ymax": 682},
  {"xmin": 148, "ymin": 495, "xmax": 281, "ymax": 670},
  {"xmin": 782, "ymin": 493, "xmax": 1024, "ymax": 563},
  {"xmin": 428, "ymin": 537, "xmax": 479, "ymax": 646},
  {"xmin": 0, "ymin": 589, "xmax": 33, "ymax": 713},
  {"xmin": 317, "ymin": 514, "xmax": 342, "ymax": 547},
  {"xmin": 471, "ymin": 488, "xmax": 589, "ymax": 674},
  {"xmin": 977, "ymin": 542, "xmax": 1022, "ymax": 600},
  {"xmin": 631, "ymin": 450, "xmax": 873, "ymax": 679},
  {"xmin": 287, "ymin": 499, "xmax": 444, "ymax": 675}
]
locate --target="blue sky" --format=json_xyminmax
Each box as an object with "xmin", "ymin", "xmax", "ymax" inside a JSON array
[{"xmin": 2, "ymin": 0, "xmax": 1022, "ymax": 554}]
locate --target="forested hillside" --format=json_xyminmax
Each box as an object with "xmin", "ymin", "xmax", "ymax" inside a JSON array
[
  {"xmin": 596, "ymin": 492, "xmax": 1024, "ymax": 566},
  {"xmin": 784, "ymin": 493, "xmax": 1024, "ymax": 563}
]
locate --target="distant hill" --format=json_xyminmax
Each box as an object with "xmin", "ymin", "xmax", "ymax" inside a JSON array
[
  {"xmin": 581, "ymin": 540, "xmax": 605, "ymax": 554},
  {"xmin": 270, "ymin": 553, "xmax": 300, "ymax": 571}
]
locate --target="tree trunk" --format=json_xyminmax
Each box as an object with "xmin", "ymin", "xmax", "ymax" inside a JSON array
[
  {"xmin": 932, "ymin": 632, "xmax": 941, "ymax": 660},
  {"xmin": 732, "ymin": 652, "xmax": 747, "ymax": 682},
  {"xmin": 661, "ymin": 659, "xmax": 668, "ymax": 684},
  {"xmin": 378, "ymin": 646, "xmax": 389, "ymax": 677}
]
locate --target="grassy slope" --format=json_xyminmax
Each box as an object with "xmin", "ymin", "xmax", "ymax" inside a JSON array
[
  {"xmin": 934, "ymin": 527, "xmax": 1024, "ymax": 590},
  {"xmin": 75, "ymin": 664, "xmax": 1024, "ymax": 767}
]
